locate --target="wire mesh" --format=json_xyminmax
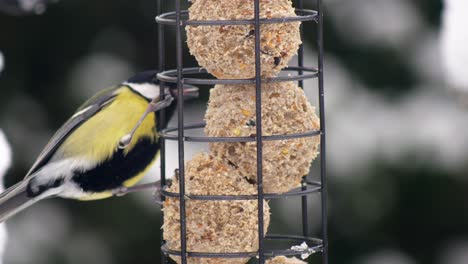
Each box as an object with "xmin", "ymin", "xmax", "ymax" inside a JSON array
[{"xmin": 155, "ymin": 0, "xmax": 327, "ymax": 263}]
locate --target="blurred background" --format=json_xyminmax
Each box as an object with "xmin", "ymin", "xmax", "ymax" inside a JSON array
[{"xmin": 1, "ymin": 0, "xmax": 467, "ymax": 263}]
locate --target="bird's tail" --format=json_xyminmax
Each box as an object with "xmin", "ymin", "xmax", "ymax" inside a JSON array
[{"xmin": 0, "ymin": 180, "xmax": 42, "ymax": 222}]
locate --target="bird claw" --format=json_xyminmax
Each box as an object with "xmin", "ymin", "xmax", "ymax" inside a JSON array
[
  {"xmin": 152, "ymin": 180, "xmax": 163, "ymax": 205},
  {"xmin": 148, "ymin": 95, "xmax": 174, "ymax": 113},
  {"xmin": 174, "ymin": 168, "xmax": 180, "ymax": 182},
  {"xmin": 113, "ymin": 187, "xmax": 128, "ymax": 197}
]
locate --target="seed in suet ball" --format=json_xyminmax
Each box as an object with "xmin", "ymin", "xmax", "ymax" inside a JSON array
[
  {"xmin": 246, "ymin": 119, "xmax": 256, "ymax": 127},
  {"xmin": 186, "ymin": 0, "xmax": 302, "ymax": 79},
  {"xmin": 205, "ymin": 82, "xmax": 320, "ymax": 194},
  {"xmin": 274, "ymin": 57, "xmax": 282, "ymax": 67},
  {"xmin": 163, "ymin": 153, "xmax": 271, "ymax": 264}
]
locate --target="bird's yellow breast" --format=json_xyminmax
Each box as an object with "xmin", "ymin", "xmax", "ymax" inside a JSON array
[{"xmin": 55, "ymin": 87, "xmax": 157, "ymax": 162}]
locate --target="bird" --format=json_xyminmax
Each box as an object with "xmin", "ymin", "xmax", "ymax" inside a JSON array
[{"xmin": 0, "ymin": 70, "xmax": 198, "ymax": 222}]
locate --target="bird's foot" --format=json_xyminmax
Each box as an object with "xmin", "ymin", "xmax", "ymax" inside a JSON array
[
  {"xmin": 148, "ymin": 95, "xmax": 174, "ymax": 113},
  {"xmin": 152, "ymin": 180, "xmax": 163, "ymax": 205},
  {"xmin": 112, "ymin": 186, "xmax": 128, "ymax": 197}
]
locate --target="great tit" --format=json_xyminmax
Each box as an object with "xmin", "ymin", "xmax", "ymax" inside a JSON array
[{"xmin": 0, "ymin": 70, "xmax": 198, "ymax": 222}]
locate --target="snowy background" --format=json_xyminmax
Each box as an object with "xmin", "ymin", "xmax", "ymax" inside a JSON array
[{"xmin": 1, "ymin": 0, "xmax": 468, "ymax": 263}]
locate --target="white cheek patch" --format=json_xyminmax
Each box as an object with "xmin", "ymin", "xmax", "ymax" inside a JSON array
[
  {"xmin": 124, "ymin": 82, "xmax": 161, "ymax": 100},
  {"xmin": 33, "ymin": 158, "xmax": 95, "ymax": 185}
]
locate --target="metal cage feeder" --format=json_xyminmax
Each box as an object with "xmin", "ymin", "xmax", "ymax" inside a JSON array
[{"xmin": 155, "ymin": 0, "xmax": 327, "ymax": 263}]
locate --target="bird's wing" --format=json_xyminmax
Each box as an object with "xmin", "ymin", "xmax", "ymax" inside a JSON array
[{"xmin": 25, "ymin": 86, "xmax": 121, "ymax": 177}]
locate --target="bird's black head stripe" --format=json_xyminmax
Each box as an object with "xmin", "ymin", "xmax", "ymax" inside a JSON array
[{"xmin": 126, "ymin": 70, "xmax": 159, "ymax": 84}]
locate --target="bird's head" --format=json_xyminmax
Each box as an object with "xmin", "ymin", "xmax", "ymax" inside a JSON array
[{"xmin": 124, "ymin": 70, "xmax": 199, "ymax": 102}]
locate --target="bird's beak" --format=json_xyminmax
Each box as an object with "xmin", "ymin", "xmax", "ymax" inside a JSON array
[{"xmin": 170, "ymin": 84, "xmax": 199, "ymax": 101}]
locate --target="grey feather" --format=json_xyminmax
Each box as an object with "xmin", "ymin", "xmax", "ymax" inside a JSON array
[
  {"xmin": 0, "ymin": 180, "xmax": 42, "ymax": 222},
  {"xmin": 25, "ymin": 87, "xmax": 119, "ymax": 177}
]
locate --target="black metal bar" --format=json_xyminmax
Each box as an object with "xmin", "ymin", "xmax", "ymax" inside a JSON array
[
  {"xmin": 296, "ymin": 0, "xmax": 310, "ymax": 239},
  {"xmin": 301, "ymin": 181, "xmax": 309, "ymax": 237},
  {"xmin": 157, "ymin": 66, "xmax": 319, "ymax": 86},
  {"xmin": 161, "ymin": 180, "xmax": 322, "ymax": 200},
  {"xmin": 161, "ymin": 234, "xmax": 323, "ymax": 259},
  {"xmin": 157, "ymin": 14, "xmax": 167, "ymax": 195},
  {"xmin": 157, "ymin": 0, "xmax": 167, "ymax": 263},
  {"xmin": 297, "ymin": 1, "xmax": 305, "ymax": 89},
  {"xmin": 157, "ymin": 3, "xmax": 166, "ymax": 190},
  {"xmin": 317, "ymin": 0, "xmax": 328, "ymax": 263},
  {"xmin": 156, "ymin": 9, "xmax": 318, "ymax": 26},
  {"xmin": 157, "ymin": 1, "xmax": 165, "ymax": 74},
  {"xmin": 175, "ymin": 0, "xmax": 188, "ymax": 263},
  {"xmin": 159, "ymin": 123, "xmax": 320, "ymax": 143},
  {"xmin": 253, "ymin": 0, "xmax": 265, "ymax": 263},
  {"xmin": 110, "ymin": 179, "xmax": 322, "ymax": 199}
]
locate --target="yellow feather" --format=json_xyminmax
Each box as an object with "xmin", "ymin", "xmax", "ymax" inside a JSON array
[
  {"xmin": 57, "ymin": 87, "xmax": 157, "ymax": 161},
  {"xmin": 55, "ymin": 87, "xmax": 159, "ymax": 201},
  {"xmin": 78, "ymin": 191, "xmax": 113, "ymax": 201}
]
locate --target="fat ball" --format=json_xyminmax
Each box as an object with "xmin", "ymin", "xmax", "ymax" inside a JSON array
[
  {"xmin": 186, "ymin": 0, "xmax": 301, "ymax": 79},
  {"xmin": 163, "ymin": 153, "xmax": 271, "ymax": 264},
  {"xmin": 205, "ymin": 82, "xmax": 320, "ymax": 193}
]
